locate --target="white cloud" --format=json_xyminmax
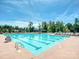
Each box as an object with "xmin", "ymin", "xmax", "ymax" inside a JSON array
[
  {"xmin": 31, "ymin": 0, "xmax": 71, "ymax": 5},
  {"xmin": 1, "ymin": 0, "xmax": 78, "ymax": 25},
  {"xmin": 3, "ymin": 0, "xmax": 29, "ymax": 8},
  {"xmin": 0, "ymin": 20, "xmax": 40, "ymax": 28},
  {"xmin": 32, "ymin": 0, "xmax": 59, "ymax": 4},
  {"xmin": 55, "ymin": 13, "xmax": 79, "ymax": 24},
  {"xmin": 0, "ymin": 20, "xmax": 28, "ymax": 27},
  {"xmin": 56, "ymin": 1, "xmax": 75, "ymax": 21}
]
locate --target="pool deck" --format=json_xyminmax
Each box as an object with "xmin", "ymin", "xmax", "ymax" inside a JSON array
[{"xmin": 0, "ymin": 35, "xmax": 79, "ymax": 59}]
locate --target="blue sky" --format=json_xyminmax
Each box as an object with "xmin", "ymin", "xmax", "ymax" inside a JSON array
[{"xmin": 0, "ymin": 0, "xmax": 79, "ymax": 27}]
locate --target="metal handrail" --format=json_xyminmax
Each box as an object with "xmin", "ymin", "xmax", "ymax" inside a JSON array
[{"xmin": 16, "ymin": 42, "xmax": 24, "ymax": 48}]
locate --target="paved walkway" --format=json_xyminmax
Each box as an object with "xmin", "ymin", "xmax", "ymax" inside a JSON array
[
  {"xmin": 38, "ymin": 36, "xmax": 79, "ymax": 59},
  {"xmin": 0, "ymin": 35, "xmax": 79, "ymax": 59},
  {"xmin": 0, "ymin": 36, "xmax": 33, "ymax": 59}
]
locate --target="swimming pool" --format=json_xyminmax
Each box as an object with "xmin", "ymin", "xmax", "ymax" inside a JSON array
[{"xmin": 5, "ymin": 34, "xmax": 69, "ymax": 56}]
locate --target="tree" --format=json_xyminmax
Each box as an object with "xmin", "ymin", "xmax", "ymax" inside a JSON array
[
  {"xmin": 55, "ymin": 21, "xmax": 64, "ymax": 32},
  {"xmin": 38, "ymin": 24, "xmax": 41, "ymax": 32},
  {"xmin": 59, "ymin": 21, "xmax": 64, "ymax": 32},
  {"xmin": 74, "ymin": 18, "xmax": 79, "ymax": 32},
  {"xmin": 0, "ymin": 17, "xmax": 79, "ymax": 33},
  {"xmin": 63, "ymin": 26, "xmax": 70, "ymax": 32},
  {"xmin": 42, "ymin": 22, "xmax": 48, "ymax": 32},
  {"xmin": 28, "ymin": 22, "xmax": 34, "ymax": 32},
  {"xmin": 48, "ymin": 21, "xmax": 55, "ymax": 32},
  {"xmin": 48, "ymin": 21, "xmax": 52, "ymax": 32},
  {"xmin": 66, "ymin": 23, "xmax": 74, "ymax": 32}
]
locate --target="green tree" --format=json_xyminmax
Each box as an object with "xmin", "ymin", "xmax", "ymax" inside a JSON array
[
  {"xmin": 74, "ymin": 18, "xmax": 79, "ymax": 32},
  {"xmin": 28, "ymin": 22, "xmax": 34, "ymax": 32},
  {"xmin": 55, "ymin": 21, "xmax": 64, "ymax": 32},
  {"xmin": 38, "ymin": 24, "xmax": 41, "ymax": 32},
  {"xmin": 66, "ymin": 23, "xmax": 74, "ymax": 32},
  {"xmin": 59, "ymin": 21, "xmax": 64, "ymax": 32},
  {"xmin": 42, "ymin": 22, "xmax": 48, "ymax": 32},
  {"xmin": 48, "ymin": 21, "xmax": 55, "ymax": 32},
  {"xmin": 63, "ymin": 26, "xmax": 70, "ymax": 32}
]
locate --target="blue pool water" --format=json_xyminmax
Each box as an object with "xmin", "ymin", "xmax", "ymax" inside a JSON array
[{"xmin": 5, "ymin": 34, "xmax": 69, "ymax": 56}]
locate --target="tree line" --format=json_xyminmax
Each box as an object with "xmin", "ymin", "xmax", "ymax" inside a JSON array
[{"xmin": 0, "ymin": 18, "xmax": 79, "ymax": 33}]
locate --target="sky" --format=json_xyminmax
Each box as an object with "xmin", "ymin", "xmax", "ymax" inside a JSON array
[{"xmin": 0, "ymin": 0, "xmax": 79, "ymax": 27}]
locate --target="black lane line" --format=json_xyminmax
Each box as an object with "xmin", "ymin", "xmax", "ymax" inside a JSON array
[
  {"xmin": 20, "ymin": 40, "xmax": 41, "ymax": 50},
  {"xmin": 48, "ymin": 39, "xmax": 56, "ymax": 42},
  {"xmin": 46, "ymin": 39, "xmax": 55, "ymax": 42},
  {"xmin": 33, "ymin": 40, "xmax": 50, "ymax": 45},
  {"xmin": 28, "ymin": 38, "xmax": 50, "ymax": 45},
  {"xmin": 47, "ymin": 38, "xmax": 62, "ymax": 42}
]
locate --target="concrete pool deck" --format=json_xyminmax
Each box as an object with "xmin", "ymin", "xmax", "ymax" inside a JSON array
[{"xmin": 0, "ymin": 35, "xmax": 79, "ymax": 59}]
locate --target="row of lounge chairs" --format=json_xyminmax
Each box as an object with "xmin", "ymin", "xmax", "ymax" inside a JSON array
[{"xmin": 55, "ymin": 32, "xmax": 79, "ymax": 36}]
